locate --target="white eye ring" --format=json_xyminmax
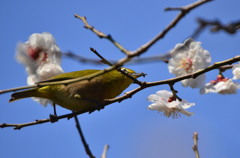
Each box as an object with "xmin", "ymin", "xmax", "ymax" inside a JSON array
[{"xmin": 120, "ymin": 68, "xmax": 127, "ymax": 72}]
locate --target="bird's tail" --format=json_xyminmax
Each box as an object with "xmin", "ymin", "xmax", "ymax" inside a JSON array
[{"xmin": 9, "ymin": 88, "xmax": 40, "ymax": 102}]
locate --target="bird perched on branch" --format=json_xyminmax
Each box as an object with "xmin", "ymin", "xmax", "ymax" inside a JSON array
[{"xmin": 9, "ymin": 68, "xmax": 143, "ymax": 113}]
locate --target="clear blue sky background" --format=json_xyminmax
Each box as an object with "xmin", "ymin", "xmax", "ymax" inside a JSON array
[{"xmin": 1, "ymin": 0, "xmax": 240, "ymax": 158}]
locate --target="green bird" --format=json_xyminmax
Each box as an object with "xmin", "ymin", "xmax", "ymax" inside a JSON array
[{"xmin": 9, "ymin": 68, "xmax": 143, "ymax": 113}]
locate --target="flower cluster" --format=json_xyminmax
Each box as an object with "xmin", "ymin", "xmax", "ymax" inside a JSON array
[
  {"xmin": 147, "ymin": 90, "xmax": 195, "ymax": 118},
  {"xmin": 200, "ymin": 75, "xmax": 239, "ymax": 94},
  {"xmin": 16, "ymin": 32, "xmax": 64, "ymax": 105},
  {"xmin": 148, "ymin": 39, "xmax": 240, "ymax": 118}
]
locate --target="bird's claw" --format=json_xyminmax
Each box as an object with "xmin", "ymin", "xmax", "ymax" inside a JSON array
[
  {"xmin": 49, "ymin": 114, "xmax": 58, "ymax": 123},
  {"xmin": 88, "ymin": 104, "xmax": 105, "ymax": 114}
]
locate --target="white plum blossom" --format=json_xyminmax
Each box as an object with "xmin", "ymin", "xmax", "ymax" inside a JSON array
[
  {"xmin": 16, "ymin": 32, "xmax": 63, "ymax": 84},
  {"xmin": 200, "ymin": 75, "xmax": 240, "ymax": 94},
  {"xmin": 232, "ymin": 63, "xmax": 240, "ymax": 80},
  {"xmin": 147, "ymin": 90, "xmax": 195, "ymax": 118},
  {"xmin": 16, "ymin": 32, "xmax": 64, "ymax": 105},
  {"xmin": 168, "ymin": 38, "xmax": 211, "ymax": 88}
]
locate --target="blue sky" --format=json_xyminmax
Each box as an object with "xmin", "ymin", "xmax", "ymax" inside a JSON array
[{"xmin": 1, "ymin": 0, "xmax": 240, "ymax": 158}]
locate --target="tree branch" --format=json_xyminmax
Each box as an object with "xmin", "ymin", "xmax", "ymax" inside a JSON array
[
  {"xmin": 74, "ymin": 14, "xmax": 131, "ymax": 55},
  {"xmin": 191, "ymin": 18, "xmax": 240, "ymax": 39},
  {"xmin": 104, "ymin": 55, "xmax": 240, "ymax": 104},
  {"xmin": 62, "ymin": 51, "xmax": 170, "ymax": 65},
  {"xmin": 0, "ymin": 85, "xmax": 37, "ymax": 94},
  {"xmin": 74, "ymin": 0, "xmax": 212, "ymax": 62},
  {"xmin": 192, "ymin": 132, "xmax": 200, "ymax": 158},
  {"xmin": 0, "ymin": 111, "xmax": 88, "ymax": 129},
  {"xmin": 74, "ymin": 116, "xmax": 96, "ymax": 158}
]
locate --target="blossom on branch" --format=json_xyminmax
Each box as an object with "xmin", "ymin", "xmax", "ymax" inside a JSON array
[
  {"xmin": 147, "ymin": 90, "xmax": 195, "ymax": 118},
  {"xmin": 232, "ymin": 63, "xmax": 240, "ymax": 80},
  {"xmin": 16, "ymin": 32, "xmax": 64, "ymax": 105},
  {"xmin": 168, "ymin": 38, "xmax": 211, "ymax": 88},
  {"xmin": 200, "ymin": 75, "xmax": 240, "ymax": 94}
]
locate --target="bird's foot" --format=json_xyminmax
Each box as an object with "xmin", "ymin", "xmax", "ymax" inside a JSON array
[
  {"xmin": 49, "ymin": 114, "xmax": 58, "ymax": 123},
  {"xmin": 89, "ymin": 104, "xmax": 105, "ymax": 114}
]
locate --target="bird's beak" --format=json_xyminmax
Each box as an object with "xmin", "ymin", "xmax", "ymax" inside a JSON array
[{"xmin": 131, "ymin": 72, "xmax": 147, "ymax": 78}]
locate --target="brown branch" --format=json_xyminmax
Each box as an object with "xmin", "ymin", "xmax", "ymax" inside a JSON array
[
  {"xmin": 74, "ymin": 0, "xmax": 211, "ymax": 60},
  {"xmin": 192, "ymin": 132, "xmax": 200, "ymax": 158},
  {"xmin": 191, "ymin": 18, "xmax": 240, "ymax": 39},
  {"xmin": 74, "ymin": 15, "xmax": 131, "ymax": 55},
  {"xmin": 169, "ymin": 83, "xmax": 182, "ymax": 101},
  {"xmin": 40, "ymin": 67, "xmax": 121, "ymax": 87},
  {"xmin": 219, "ymin": 65, "xmax": 233, "ymax": 72},
  {"xmin": 89, "ymin": 48, "xmax": 113, "ymax": 66},
  {"xmin": 74, "ymin": 116, "xmax": 96, "ymax": 158},
  {"xmin": 62, "ymin": 51, "xmax": 170, "ymax": 65},
  {"xmin": 0, "ymin": 111, "xmax": 87, "ymax": 129},
  {"xmin": 104, "ymin": 55, "xmax": 240, "ymax": 104},
  {"xmin": 0, "ymin": 85, "xmax": 37, "ymax": 94},
  {"xmin": 63, "ymin": 52, "xmax": 105, "ymax": 65},
  {"xmin": 0, "ymin": 70, "xmax": 117, "ymax": 94},
  {"xmin": 0, "ymin": 119, "xmax": 50, "ymax": 130}
]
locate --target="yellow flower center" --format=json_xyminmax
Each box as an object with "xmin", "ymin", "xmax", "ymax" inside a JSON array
[{"xmin": 180, "ymin": 58, "xmax": 193, "ymax": 72}]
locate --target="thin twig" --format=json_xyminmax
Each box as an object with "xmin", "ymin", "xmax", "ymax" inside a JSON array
[
  {"xmin": 191, "ymin": 18, "xmax": 240, "ymax": 39},
  {"xmin": 90, "ymin": 48, "xmax": 113, "ymax": 66},
  {"xmin": 74, "ymin": 116, "xmax": 96, "ymax": 158},
  {"xmin": 168, "ymin": 83, "xmax": 182, "ymax": 101},
  {"xmin": 0, "ymin": 110, "xmax": 89, "ymax": 129},
  {"xmin": 192, "ymin": 132, "xmax": 200, "ymax": 158},
  {"xmin": 101, "ymin": 145, "xmax": 110, "ymax": 158},
  {"xmin": 0, "ymin": 70, "xmax": 117, "ymax": 94},
  {"xmin": 219, "ymin": 65, "xmax": 233, "ymax": 72},
  {"xmin": 0, "ymin": 85, "xmax": 37, "ymax": 94},
  {"xmin": 63, "ymin": 51, "xmax": 170, "ymax": 65},
  {"xmin": 90, "ymin": 48, "xmax": 144, "ymax": 86},
  {"xmin": 63, "ymin": 52, "xmax": 105, "ymax": 65},
  {"xmin": 74, "ymin": 15, "xmax": 131, "ymax": 55}
]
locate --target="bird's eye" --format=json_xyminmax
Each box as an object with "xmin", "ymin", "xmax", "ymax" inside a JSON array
[{"xmin": 120, "ymin": 68, "xmax": 127, "ymax": 72}]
